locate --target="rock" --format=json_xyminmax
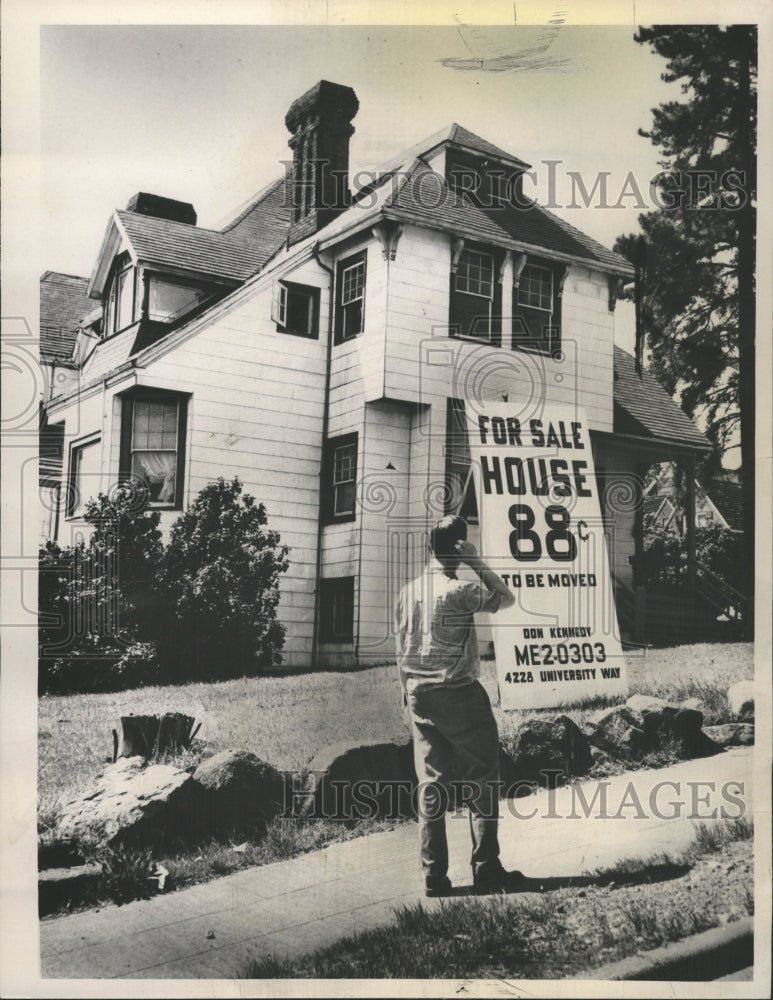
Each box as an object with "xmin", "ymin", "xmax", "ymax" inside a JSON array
[
  {"xmin": 589, "ymin": 746, "xmax": 610, "ymax": 765},
  {"xmin": 585, "ymin": 705, "xmax": 647, "ymax": 759},
  {"xmin": 192, "ymin": 749, "xmax": 286, "ymax": 835},
  {"xmin": 727, "ymin": 681, "xmax": 754, "ymax": 720},
  {"xmin": 703, "ymin": 723, "xmax": 755, "ymax": 748},
  {"xmin": 303, "ymin": 740, "xmax": 415, "ymax": 820},
  {"xmin": 625, "ymin": 694, "xmax": 704, "ymax": 755},
  {"xmin": 57, "ymin": 756, "xmax": 201, "ymax": 849},
  {"xmin": 506, "ymin": 715, "xmax": 592, "ymax": 786}
]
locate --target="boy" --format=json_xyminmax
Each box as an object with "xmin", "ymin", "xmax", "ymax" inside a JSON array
[{"xmin": 395, "ymin": 515, "xmax": 521, "ymax": 896}]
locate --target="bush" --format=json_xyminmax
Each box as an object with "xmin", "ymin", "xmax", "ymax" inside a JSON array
[
  {"xmin": 159, "ymin": 478, "xmax": 289, "ymax": 682},
  {"xmin": 695, "ymin": 522, "xmax": 745, "ymax": 594},
  {"xmin": 640, "ymin": 514, "xmax": 745, "ymax": 596},
  {"xmin": 39, "ymin": 487, "xmax": 164, "ymax": 694},
  {"xmin": 39, "ymin": 478, "xmax": 289, "ymax": 692},
  {"xmin": 640, "ymin": 517, "xmax": 685, "ymax": 586}
]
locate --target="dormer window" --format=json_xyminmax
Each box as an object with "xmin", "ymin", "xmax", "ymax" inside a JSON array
[
  {"xmin": 105, "ymin": 252, "xmax": 136, "ymax": 335},
  {"xmin": 148, "ymin": 276, "xmax": 216, "ymax": 324}
]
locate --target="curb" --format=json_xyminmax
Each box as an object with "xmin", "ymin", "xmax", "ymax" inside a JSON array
[{"xmin": 578, "ymin": 917, "xmax": 754, "ymax": 981}]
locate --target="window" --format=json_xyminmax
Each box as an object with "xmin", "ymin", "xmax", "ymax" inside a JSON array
[
  {"xmin": 323, "ymin": 433, "xmax": 358, "ymax": 522},
  {"xmin": 67, "ymin": 435, "xmax": 101, "ymax": 517},
  {"xmin": 445, "ymin": 399, "xmax": 478, "ymax": 520},
  {"xmin": 518, "ymin": 265, "xmax": 553, "ymax": 311},
  {"xmin": 512, "ymin": 261, "xmax": 563, "ymax": 356},
  {"xmin": 105, "ymin": 253, "xmax": 136, "ymax": 335},
  {"xmin": 148, "ymin": 277, "xmax": 215, "ymax": 324},
  {"xmin": 335, "ymin": 252, "xmax": 366, "ymax": 343},
  {"xmin": 319, "ymin": 577, "xmax": 355, "ymax": 642},
  {"xmin": 456, "ymin": 249, "xmax": 494, "ymax": 298},
  {"xmin": 272, "ymin": 280, "xmax": 320, "ymax": 338},
  {"xmin": 119, "ymin": 390, "xmax": 188, "ymax": 508},
  {"xmin": 450, "ymin": 245, "xmax": 502, "ymax": 344}
]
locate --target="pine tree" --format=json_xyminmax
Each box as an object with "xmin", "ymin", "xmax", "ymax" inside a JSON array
[{"xmin": 614, "ymin": 25, "xmax": 756, "ymax": 621}]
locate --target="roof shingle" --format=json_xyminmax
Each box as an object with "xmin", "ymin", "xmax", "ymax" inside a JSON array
[
  {"xmin": 40, "ymin": 272, "xmax": 93, "ymax": 362},
  {"xmin": 382, "ymin": 163, "xmax": 633, "ymax": 274},
  {"xmin": 116, "ymin": 210, "xmax": 266, "ymax": 284},
  {"xmin": 613, "ymin": 346, "xmax": 712, "ymax": 450}
]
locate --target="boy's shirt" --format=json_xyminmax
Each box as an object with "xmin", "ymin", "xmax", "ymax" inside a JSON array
[{"xmin": 395, "ymin": 565, "xmax": 501, "ymax": 694}]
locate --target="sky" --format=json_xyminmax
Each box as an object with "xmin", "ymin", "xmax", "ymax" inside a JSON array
[{"xmin": 40, "ymin": 24, "xmax": 676, "ymax": 288}]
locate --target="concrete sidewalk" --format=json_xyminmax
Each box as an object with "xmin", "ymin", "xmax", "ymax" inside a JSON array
[{"xmin": 40, "ymin": 748, "xmax": 753, "ymax": 980}]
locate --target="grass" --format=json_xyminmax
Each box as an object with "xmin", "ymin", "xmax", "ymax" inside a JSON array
[
  {"xmin": 39, "ymin": 641, "xmax": 753, "ymax": 811},
  {"xmin": 38, "ymin": 664, "xmax": 411, "ymax": 808},
  {"xmin": 160, "ymin": 813, "xmax": 401, "ymax": 892},
  {"xmin": 38, "ymin": 641, "xmax": 753, "ymax": 916},
  {"xmin": 239, "ymin": 819, "xmax": 754, "ymax": 980}
]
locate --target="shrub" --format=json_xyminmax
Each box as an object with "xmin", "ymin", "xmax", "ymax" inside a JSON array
[
  {"xmin": 159, "ymin": 478, "xmax": 289, "ymax": 682},
  {"xmin": 640, "ymin": 515, "xmax": 745, "ymax": 596},
  {"xmin": 39, "ymin": 479, "xmax": 289, "ymax": 692},
  {"xmin": 640, "ymin": 516, "xmax": 685, "ymax": 586},
  {"xmin": 695, "ymin": 522, "xmax": 745, "ymax": 594},
  {"xmin": 39, "ymin": 485, "xmax": 164, "ymax": 694}
]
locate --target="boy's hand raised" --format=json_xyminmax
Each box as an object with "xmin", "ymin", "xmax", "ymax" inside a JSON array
[{"xmin": 454, "ymin": 539, "xmax": 479, "ymax": 564}]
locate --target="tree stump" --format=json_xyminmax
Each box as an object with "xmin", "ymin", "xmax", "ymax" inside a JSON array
[{"xmin": 114, "ymin": 713, "xmax": 199, "ymax": 761}]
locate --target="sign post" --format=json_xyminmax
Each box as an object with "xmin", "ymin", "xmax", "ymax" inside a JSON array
[{"xmin": 466, "ymin": 401, "xmax": 628, "ymax": 710}]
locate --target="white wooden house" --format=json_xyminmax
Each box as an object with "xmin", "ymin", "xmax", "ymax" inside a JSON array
[{"xmin": 42, "ymin": 80, "xmax": 714, "ymax": 668}]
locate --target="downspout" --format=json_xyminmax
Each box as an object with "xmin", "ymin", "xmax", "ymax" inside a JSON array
[{"xmin": 311, "ymin": 241, "xmax": 335, "ymax": 669}]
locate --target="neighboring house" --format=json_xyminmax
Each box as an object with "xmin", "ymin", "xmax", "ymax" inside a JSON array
[
  {"xmin": 644, "ymin": 464, "xmax": 743, "ymax": 535},
  {"xmin": 39, "ymin": 272, "xmax": 93, "ymax": 541},
  {"xmin": 41, "ymin": 80, "xmax": 713, "ymax": 667}
]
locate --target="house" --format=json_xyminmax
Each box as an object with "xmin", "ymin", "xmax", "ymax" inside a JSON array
[
  {"xmin": 41, "ymin": 80, "xmax": 715, "ymax": 667},
  {"xmin": 644, "ymin": 464, "xmax": 744, "ymax": 535},
  {"xmin": 39, "ymin": 272, "xmax": 91, "ymax": 541}
]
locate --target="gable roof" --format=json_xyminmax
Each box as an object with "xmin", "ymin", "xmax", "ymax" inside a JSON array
[
  {"xmin": 446, "ymin": 123, "xmax": 532, "ymax": 168},
  {"xmin": 706, "ymin": 477, "xmax": 744, "ymax": 531},
  {"xmin": 613, "ymin": 346, "xmax": 712, "ymax": 451},
  {"xmin": 40, "ymin": 271, "xmax": 93, "ymax": 363},
  {"xmin": 115, "ymin": 210, "xmax": 265, "ymax": 285}
]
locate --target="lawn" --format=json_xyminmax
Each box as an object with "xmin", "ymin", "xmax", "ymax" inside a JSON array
[{"xmin": 38, "ymin": 641, "xmax": 754, "ymax": 818}]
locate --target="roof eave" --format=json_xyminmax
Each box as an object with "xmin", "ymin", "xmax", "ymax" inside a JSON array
[
  {"xmin": 381, "ymin": 206, "xmax": 634, "ymax": 277},
  {"xmin": 87, "ymin": 212, "xmax": 135, "ymax": 299},
  {"xmin": 593, "ymin": 427, "xmax": 714, "ymax": 455}
]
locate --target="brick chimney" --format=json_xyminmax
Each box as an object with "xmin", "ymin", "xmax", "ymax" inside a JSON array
[{"xmin": 285, "ymin": 80, "xmax": 359, "ymax": 246}]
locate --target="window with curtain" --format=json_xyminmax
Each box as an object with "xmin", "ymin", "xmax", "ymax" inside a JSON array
[
  {"xmin": 131, "ymin": 399, "xmax": 178, "ymax": 503},
  {"xmin": 120, "ymin": 391, "xmax": 188, "ymax": 508}
]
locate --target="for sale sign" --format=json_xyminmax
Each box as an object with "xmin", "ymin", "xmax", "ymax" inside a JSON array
[{"xmin": 466, "ymin": 401, "xmax": 628, "ymax": 710}]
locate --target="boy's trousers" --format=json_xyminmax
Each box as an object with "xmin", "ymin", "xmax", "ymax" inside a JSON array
[{"xmin": 407, "ymin": 679, "xmax": 501, "ymax": 878}]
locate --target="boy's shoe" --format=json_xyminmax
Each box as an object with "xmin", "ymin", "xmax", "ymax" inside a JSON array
[
  {"xmin": 473, "ymin": 863, "xmax": 526, "ymax": 894},
  {"xmin": 425, "ymin": 874, "xmax": 453, "ymax": 898}
]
